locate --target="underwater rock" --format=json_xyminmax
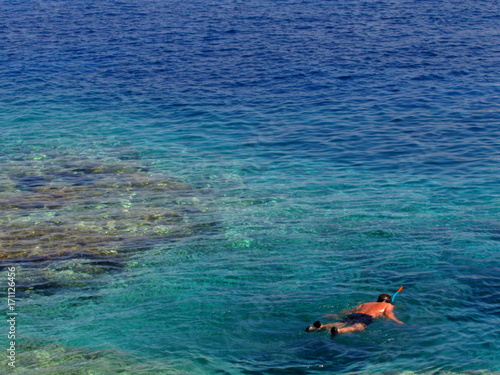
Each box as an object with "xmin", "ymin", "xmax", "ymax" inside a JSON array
[
  {"xmin": 0, "ymin": 154, "xmax": 217, "ymax": 291},
  {"xmin": 1, "ymin": 338, "xmax": 184, "ymax": 374},
  {"xmin": 13, "ymin": 258, "xmax": 121, "ymax": 296}
]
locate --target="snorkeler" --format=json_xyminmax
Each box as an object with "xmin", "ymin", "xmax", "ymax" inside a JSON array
[{"xmin": 305, "ymin": 293, "xmax": 404, "ymax": 337}]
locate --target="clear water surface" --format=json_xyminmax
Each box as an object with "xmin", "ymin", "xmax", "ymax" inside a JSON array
[{"xmin": 0, "ymin": 0, "xmax": 499, "ymax": 374}]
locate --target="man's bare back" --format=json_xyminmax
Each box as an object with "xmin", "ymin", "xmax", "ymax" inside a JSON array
[
  {"xmin": 353, "ymin": 301, "xmax": 403, "ymax": 324},
  {"xmin": 305, "ymin": 293, "xmax": 404, "ymax": 337}
]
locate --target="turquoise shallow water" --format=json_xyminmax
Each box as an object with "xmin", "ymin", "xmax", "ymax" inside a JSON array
[{"xmin": 1, "ymin": 0, "xmax": 499, "ymax": 373}]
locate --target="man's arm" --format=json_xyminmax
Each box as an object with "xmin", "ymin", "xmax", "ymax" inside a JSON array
[{"xmin": 384, "ymin": 304, "xmax": 404, "ymax": 324}]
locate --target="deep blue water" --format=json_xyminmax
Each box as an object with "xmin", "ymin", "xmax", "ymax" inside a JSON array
[{"xmin": 1, "ymin": 0, "xmax": 499, "ymax": 374}]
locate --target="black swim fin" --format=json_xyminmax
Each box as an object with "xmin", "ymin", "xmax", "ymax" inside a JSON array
[
  {"xmin": 305, "ymin": 321, "xmax": 322, "ymax": 332},
  {"xmin": 330, "ymin": 327, "xmax": 338, "ymax": 337}
]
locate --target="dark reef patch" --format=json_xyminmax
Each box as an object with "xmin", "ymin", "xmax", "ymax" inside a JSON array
[
  {"xmin": 1, "ymin": 337, "xmax": 179, "ymax": 374},
  {"xmin": 0, "ymin": 153, "xmax": 218, "ymax": 292}
]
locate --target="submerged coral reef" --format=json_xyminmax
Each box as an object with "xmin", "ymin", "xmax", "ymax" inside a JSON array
[
  {"xmin": 1, "ymin": 338, "xmax": 184, "ymax": 374},
  {"xmin": 0, "ymin": 153, "xmax": 216, "ymax": 292}
]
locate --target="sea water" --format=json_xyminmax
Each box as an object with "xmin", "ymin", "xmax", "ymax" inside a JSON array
[{"xmin": 0, "ymin": 0, "xmax": 499, "ymax": 374}]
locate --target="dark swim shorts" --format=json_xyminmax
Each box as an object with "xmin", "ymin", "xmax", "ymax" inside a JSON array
[{"xmin": 342, "ymin": 313, "xmax": 373, "ymax": 326}]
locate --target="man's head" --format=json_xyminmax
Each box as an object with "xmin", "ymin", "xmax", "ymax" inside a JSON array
[{"xmin": 377, "ymin": 293, "xmax": 392, "ymax": 303}]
